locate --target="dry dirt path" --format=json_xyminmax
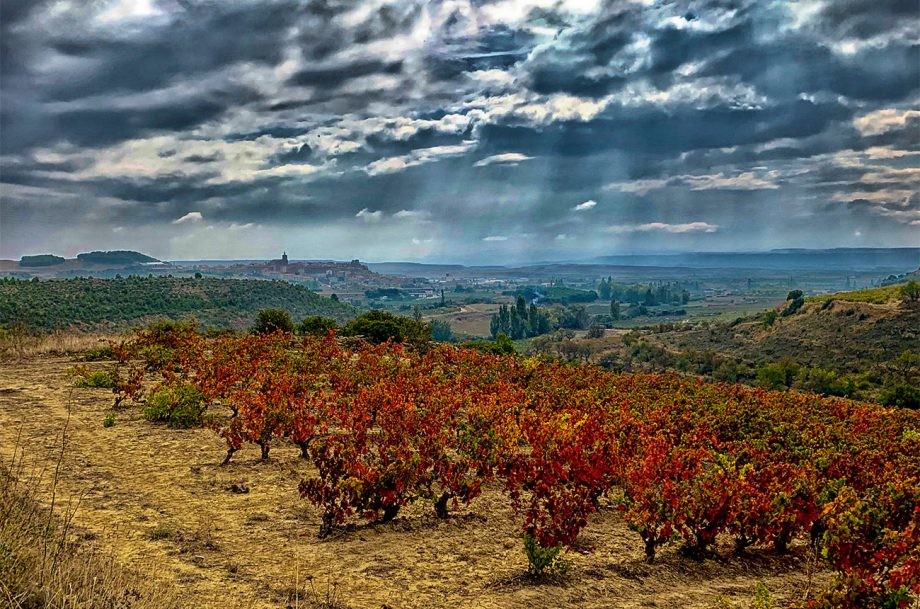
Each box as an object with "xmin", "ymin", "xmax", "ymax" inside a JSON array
[{"xmin": 0, "ymin": 356, "xmax": 827, "ymax": 608}]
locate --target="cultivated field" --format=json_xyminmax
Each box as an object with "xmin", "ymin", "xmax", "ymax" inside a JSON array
[{"xmin": 0, "ymin": 356, "xmax": 831, "ymax": 609}]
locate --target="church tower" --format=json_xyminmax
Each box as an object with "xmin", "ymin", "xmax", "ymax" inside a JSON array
[{"xmin": 279, "ymin": 251, "xmax": 289, "ymax": 273}]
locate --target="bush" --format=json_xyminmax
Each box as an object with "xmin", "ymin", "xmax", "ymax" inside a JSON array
[
  {"xmin": 78, "ymin": 344, "xmax": 116, "ymax": 361},
  {"xmin": 794, "ymin": 367, "xmax": 854, "ymax": 397},
  {"xmin": 252, "ymin": 308, "xmax": 294, "ymax": 334},
  {"xmin": 755, "ymin": 359, "xmax": 800, "ymax": 390},
  {"xmin": 900, "ymin": 280, "xmax": 919, "ymax": 304},
  {"xmin": 143, "ymin": 385, "xmax": 207, "ymax": 428},
  {"xmin": 102, "ymin": 413, "xmax": 116, "ymax": 428},
  {"xmin": 585, "ymin": 325, "xmax": 605, "ymax": 339},
  {"xmin": 297, "ymin": 315, "xmax": 337, "ymax": 336},
  {"xmin": 522, "ymin": 534, "xmax": 568, "ymax": 577},
  {"xmin": 782, "ymin": 290, "xmax": 805, "ymax": 317},
  {"xmin": 74, "ymin": 369, "xmax": 116, "ymax": 389},
  {"xmin": 462, "ymin": 333, "xmax": 515, "ymax": 355},
  {"xmin": 429, "ymin": 319, "xmax": 454, "ymax": 342},
  {"xmin": 879, "ymin": 382, "xmax": 920, "ymax": 409},
  {"xmin": 341, "ymin": 310, "xmax": 430, "ymax": 344},
  {"xmin": 762, "ymin": 310, "xmax": 778, "ymax": 328}
]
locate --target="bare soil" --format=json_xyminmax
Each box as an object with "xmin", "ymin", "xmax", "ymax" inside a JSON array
[{"xmin": 0, "ymin": 356, "xmax": 830, "ymax": 608}]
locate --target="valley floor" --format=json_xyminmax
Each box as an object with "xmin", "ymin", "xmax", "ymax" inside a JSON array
[{"xmin": 0, "ymin": 357, "xmax": 831, "ymax": 608}]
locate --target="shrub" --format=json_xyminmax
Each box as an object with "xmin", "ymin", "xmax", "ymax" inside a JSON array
[
  {"xmin": 755, "ymin": 359, "xmax": 800, "ymax": 390},
  {"xmin": 522, "ymin": 534, "xmax": 567, "ymax": 577},
  {"xmin": 462, "ymin": 333, "xmax": 515, "ymax": 355},
  {"xmin": 762, "ymin": 310, "xmax": 778, "ymax": 328},
  {"xmin": 102, "ymin": 413, "xmax": 116, "ymax": 428},
  {"xmin": 297, "ymin": 315, "xmax": 337, "ymax": 336},
  {"xmin": 138, "ymin": 344, "xmax": 175, "ymax": 371},
  {"xmin": 143, "ymin": 385, "xmax": 207, "ymax": 428},
  {"xmin": 879, "ymin": 382, "xmax": 920, "ymax": 409},
  {"xmin": 341, "ymin": 310, "xmax": 430, "ymax": 344},
  {"xmin": 585, "ymin": 325, "xmax": 605, "ymax": 339},
  {"xmin": 252, "ymin": 308, "xmax": 294, "ymax": 334},
  {"xmin": 74, "ymin": 369, "xmax": 116, "ymax": 389},
  {"xmin": 78, "ymin": 344, "xmax": 116, "ymax": 361},
  {"xmin": 782, "ymin": 290, "xmax": 805, "ymax": 316},
  {"xmin": 429, "ymin": 319, "xmax": 454, "ymax": 342},
  {"xmin": 795, "ymin": 367, "xmax": 854, "ymax": 397},
  {"xmin": 900, "ymin": 280, "xmax": 919, "ymax": 304}
]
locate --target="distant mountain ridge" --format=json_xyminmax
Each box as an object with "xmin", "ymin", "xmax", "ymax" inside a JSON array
[
  {"xmin": 592, "ymin": 248, "xmax": 920, "ymax": 272},
  {"xmin": 368, "ymin": 248, "xmax": 920, "ymax": 278}
]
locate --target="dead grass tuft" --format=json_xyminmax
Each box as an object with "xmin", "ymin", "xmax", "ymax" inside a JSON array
[
  {"xmin": 0, "ymin": 331, "xmax": 116, "ymax": 361},
  {"xmin": 0, "ymin": 425, "xmax": 180, "ymax": 609}
]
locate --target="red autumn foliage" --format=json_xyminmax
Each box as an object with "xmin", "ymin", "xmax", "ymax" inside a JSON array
[{"xmin": 118, "ymin": 326, "xmax": 919, "ymax": 602}]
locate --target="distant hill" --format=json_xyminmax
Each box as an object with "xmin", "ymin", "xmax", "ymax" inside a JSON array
[
  {"xmin": 553, "ymin": 280, "xmax": 918, "ymax": 405},
  {"xmin": 4, "ymin": 250, "xmax": 163, "ymax": 277},
  {"xmin": 658, "ymin": 287, "xmax": 918, "ymax": 373},
  {"xmin": 75, "ymin": 250, "xmax": 159, "ymax": 265},
  {"xmin": 0, "ymin": 276, "xmax": 355, "ymax": 332},
  {"xmin": 19, "ymin": 254, "xmax": 66, "ymax": 267}
]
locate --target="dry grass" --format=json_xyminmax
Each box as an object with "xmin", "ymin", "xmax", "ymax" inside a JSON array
[
  {"xmin": 0, "ymin": 419, "xmax": 181, "ymax": 609},
  {"xmin": 808, "ymin": 283, "xmax": 906, "ymax": 305},
  {"xmin": 0, "ymin": 331, "xmax": 116, "ymax": 361}
]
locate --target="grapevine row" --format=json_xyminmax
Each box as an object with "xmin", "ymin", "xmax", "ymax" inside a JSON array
[{"xmin": 110, "ymin": 325, "xmax": 919, "ymax": 608}]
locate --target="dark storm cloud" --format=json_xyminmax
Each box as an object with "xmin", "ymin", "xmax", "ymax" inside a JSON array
[
  {"xmin": 183, "ymin": 151, "xmax": 225, "ymax": 164},
  {"xmin": 477, "ymin": 99, "xmax": 850, "ymax": 157},
  {"xmin": 49, "ymin": 89, "xmax": 257, "ymax": 148},
  {"xmin": 1, "ymin": 0, "xmax": 918, "ymax": 260},
  {"xmin": 43, "ymin": 3, "xmax": 294, "ymax": 102},
  {"xmin": 268, "ymin": 144, "xmax": 314, "ymax": 165},
  {"xmin": 287, "ymin": 59, "xmax": 404, "ymax": 88},
  {"xmin": 701, "ymin": 39, "xmax": 919, "ymax": 102},
  {"xmin": 425, "ymin": 24, "xmax": 535, "ymax": 81},
  {"xmin": 815, "ymin": 0, "xmax": 918, "ymax": 40}
]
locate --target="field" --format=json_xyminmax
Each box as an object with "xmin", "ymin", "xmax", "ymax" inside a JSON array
[
  {"xmin": 423, "ymin": 302, "xmax": 501, "ymax": 337},
  {"xmin": 0, "ymin": 355, "xmax": 842, "ymax": 609},
  {"xmin": 0, "ymin": 328, "xmax": 907, "ymax": 609}
]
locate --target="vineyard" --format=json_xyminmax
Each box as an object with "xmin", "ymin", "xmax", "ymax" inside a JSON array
[{"xmin": 100, "ymin": 324, "xmax": 920, "ymax": 609}]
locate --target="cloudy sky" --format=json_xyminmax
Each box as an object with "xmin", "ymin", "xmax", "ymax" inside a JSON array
[{"xmin": 0, "ymin": 0, "xmax": 917, "ymax": 263}]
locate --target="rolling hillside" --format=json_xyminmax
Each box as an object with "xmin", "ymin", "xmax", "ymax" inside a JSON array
[
  {"xmin": 0, "ymin": 276, "xmax": 355, "ymax": 332},
  {"xmin": 659, "ymin": 286, "xmax": 918, "ymax": 373}
]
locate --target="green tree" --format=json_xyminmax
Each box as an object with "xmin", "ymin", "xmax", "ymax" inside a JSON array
[
  {"xmin": 297, "ymin": 315, "xmax": 338, "ymax": 336},
  {"xmin": 342, "ymin": 310, "xmax": 430, "ymax": 344},
  {"xmin": 252, "ymin": 308, "xmax": 294, "ymax": 334},
  {"xmin": 610, "ymin": 300, "xmax": 620, "ymax": 321},
  {"xmin": 755, "ymin": 358, "xmax": 800, "ymax": 390},
  {"xmin": 597, "ymin": 277, "xmax": 612, "ymax": 300},
  {"xmin": 429, "ymin": 319, "xmax": 454, "ymax": 342},
  {"xmin": 782, "ymin": 290, "xmax": 805, "ymax": 316},
  {"xmin": 516, "ymin": 295, "xmax": 528, "ymax": 321}
]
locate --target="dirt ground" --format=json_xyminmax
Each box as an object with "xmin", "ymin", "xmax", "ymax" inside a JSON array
[
  {"xmin": 0, "ymin": 356, "xmax": 830, "ymax": 609},
  {"xmin": 424, "ymin": 303, "xmax": 501, "ymax": 338}
]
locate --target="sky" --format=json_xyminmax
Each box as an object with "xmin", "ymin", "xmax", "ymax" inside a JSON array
[{"xmin": 0, "ymin": 0, "xmax": 918, "ymax": 263}]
